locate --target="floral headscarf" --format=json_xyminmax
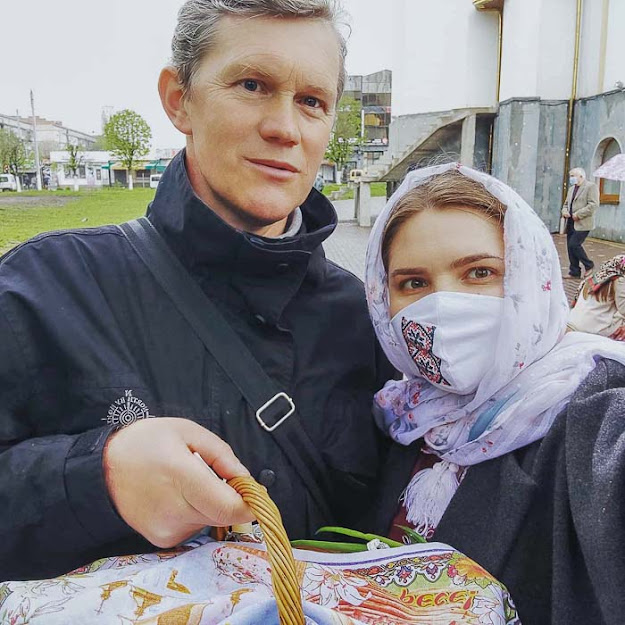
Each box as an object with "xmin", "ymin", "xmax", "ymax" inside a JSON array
[
  {"xmin": 365, "ymin": 163, "xmax": 625, "ymax": 536},
  {"xmin": 586, "ymin": 254, "xmax": 625, "ymax": 294}
]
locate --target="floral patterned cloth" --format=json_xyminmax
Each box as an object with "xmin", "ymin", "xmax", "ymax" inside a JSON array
[
  {"xmin": 0, "ymin": 537, "xmax": 518, "ymax": 625},
  {"xmin": 586, "ymin": 254, "xmax": 625, "ymax": 293},
  {"xmin": 365, "ymin": 163, "xmax": 625, "ymax": 533}
]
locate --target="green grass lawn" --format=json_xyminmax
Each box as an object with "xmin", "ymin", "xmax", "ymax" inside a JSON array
[
  {"xmin": 0, "ymin": 188, "xmax": 154, "ymax": 255},
  {"xmin": 322, "ymin": 182, "xmax": 386, "ymax": 200},
  {"xmin": 1, "ymin": 182, "xmax": 386, "ymax": 256}
]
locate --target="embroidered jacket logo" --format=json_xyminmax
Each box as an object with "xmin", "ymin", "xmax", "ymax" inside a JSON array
[{"xmin": 103, "ymin": 390, "xmax": 151, "ymax": 426}]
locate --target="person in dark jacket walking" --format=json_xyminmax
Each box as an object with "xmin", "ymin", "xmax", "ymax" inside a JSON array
[
  {"xmin": 0, "ymin": 0, "xmax": 392, "ymax": 582},
  {"xmin": 364, "ymin": 163, "xmax": 625, "ymax": 624}
]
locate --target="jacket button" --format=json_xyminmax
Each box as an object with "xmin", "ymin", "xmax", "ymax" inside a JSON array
[
  {"xmin": 254, "ymin": 313, "xmax": 267, "ymax": 325},
  {"xmin": 258, "ymin": 469, "xmax": 276, "ymax": 487},
  {"xmin": 276, "ymin": 263, "xmax": 290, "ymax": 273}
]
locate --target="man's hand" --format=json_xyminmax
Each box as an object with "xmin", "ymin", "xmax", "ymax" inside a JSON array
[
  {"xmin": 103, "ymin": 418, "xmax": 254, "ymax": 548},
  {"xmin": 572, "ymin": 214, "xmax": 580, "ymax": 222},
  {"xmin": 610, "ymin": 326, "xmax": 625, "ymax": 342}
]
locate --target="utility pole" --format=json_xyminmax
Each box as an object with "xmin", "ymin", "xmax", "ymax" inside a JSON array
[
  {"xmin": 30, "ymin": 90, "xmax": 42, "ymax": 191},
  {"xmin": 13, "ymin": 110, "xmax": 23, "ymax": 192}
]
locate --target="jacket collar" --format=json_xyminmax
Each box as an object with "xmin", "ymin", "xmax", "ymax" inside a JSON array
[{"xmin": 146, "ymin": 150, "xmax": 337, "ymax": 285}]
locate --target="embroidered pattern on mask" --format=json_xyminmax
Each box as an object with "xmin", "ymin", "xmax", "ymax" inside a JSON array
[{"xmin": 401, "ymin": 319, "xmax": 450, "ymax": 386}]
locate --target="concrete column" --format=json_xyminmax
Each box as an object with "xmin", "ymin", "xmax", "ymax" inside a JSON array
[
  {"xmin": 357, "ymin": 181, "xmax": 372, "ymax": 228},
  {"xmin": 460, "ymin": 114, "xmax": 477, "ymax": 167}
]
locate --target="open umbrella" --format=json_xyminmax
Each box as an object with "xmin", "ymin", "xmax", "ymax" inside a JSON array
[{"xmin": 593, "ymin": 153, "xmax": 625, "ymax": 182}]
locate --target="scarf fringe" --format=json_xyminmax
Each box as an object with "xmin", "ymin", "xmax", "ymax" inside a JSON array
[{"xmin": 401, "ymin": 460, "xmax": 460, "ymax": 536}]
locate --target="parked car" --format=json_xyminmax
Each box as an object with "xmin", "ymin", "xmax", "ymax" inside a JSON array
[
  {"xmin": 0, "ymin": 173, "xmax": 17, "ymax": 192},
  {"xmin": 313, "ymin": 173, "xmax": 325, "ymax": 193},
  {"xmin": 149, "ymin": 174, "xmax": 162, "ymax": 189}
]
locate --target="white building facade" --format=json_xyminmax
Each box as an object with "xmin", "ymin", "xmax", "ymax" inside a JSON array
[{"xmin": 379, "ymin": 0, "xmax": 625, "ymax": 240}]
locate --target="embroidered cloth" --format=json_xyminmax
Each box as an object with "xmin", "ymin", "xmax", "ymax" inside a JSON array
[
  {"xmin": 586, "ymin": 254, "xmax": 625, "ymax": 294},
  {"xmin": 0, "ymin": 537, "xmax": 518, "ymax": 624}
]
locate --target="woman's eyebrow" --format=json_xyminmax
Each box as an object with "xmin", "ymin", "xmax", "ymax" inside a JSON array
[
  {"xmin": 390, "ymin": 267, "xmax": 427, "ymax": 278},
  {"xmin": 450, "ymin": 254, "xmax": 504, "ymax": 269},
  {"xmin": 390, "ymin": 254, "xmax": 504, "ymax": 278}
]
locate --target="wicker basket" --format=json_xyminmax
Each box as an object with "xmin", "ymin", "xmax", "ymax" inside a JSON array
[{"xmin": 228, "ymin": 476, "xmax": 305, "ymax": 625}]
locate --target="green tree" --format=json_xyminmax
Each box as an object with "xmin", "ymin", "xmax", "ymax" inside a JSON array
[
  {"xmin": 66, "ymin": 142, "xmax": 84, "ymax": 178},
  {"xmin": 65, "ymin": 142, "xmax": 84, "ymax": 190},
  {"xmin": 104, "ymin": 109, "xmax": 152, "ymax": 186},
  {"xmin": 0, "ymin": 129, "xmax": 29, "ymax": 184},
  {"xmin": 324, "ymin": 96, "xmax": 363, "ymax": 180}
]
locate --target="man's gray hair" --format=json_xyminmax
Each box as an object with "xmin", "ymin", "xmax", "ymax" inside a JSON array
[
  {"xmin": 570, "ymin": 167, "xmax": 586, "ymax": 179},
  {"xmin": 172, "ymin": 0, "xmax": 347, "ymax": 101}
]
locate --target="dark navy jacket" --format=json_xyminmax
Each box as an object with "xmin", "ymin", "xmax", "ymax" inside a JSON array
[{"xmin": 0, "ymin": 152, "xmax": 392, "ymax": 581}]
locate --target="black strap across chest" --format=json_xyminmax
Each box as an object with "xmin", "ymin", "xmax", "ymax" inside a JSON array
[{"xmin": 119, "ymin": 217, "xmax": 334, "ymax": 523}]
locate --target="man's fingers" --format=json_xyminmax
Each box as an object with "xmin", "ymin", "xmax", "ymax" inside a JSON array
[
  {"xmin": 182, "ymin": 451, "xmax": 255, "ymax": 526},
  {"xmin": 188, "ymin": 427, "xmax": 250, "ymax": 480}
]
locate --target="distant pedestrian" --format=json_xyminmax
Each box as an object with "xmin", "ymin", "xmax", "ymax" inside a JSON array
[
  {"xmin": 561, "ymin": 167, "xmax": 598, "ymax": 279},
  {"xmin": 568, "ymin": 254, "xmax": 625, "ymax": 340}
]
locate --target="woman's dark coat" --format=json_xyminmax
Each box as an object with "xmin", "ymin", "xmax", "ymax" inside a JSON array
[{"xmin": 371, "ymin": 357, "xmax": 625, "ymax": 625}]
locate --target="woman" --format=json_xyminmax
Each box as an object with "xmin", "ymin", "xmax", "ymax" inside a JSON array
[
  {"xmin": 568, "ymin": 254, "xmax": 625, "ymax": 340},
  {"xmin": 364, "ymin": 163, "xmax": 625, "ymax": 625}
]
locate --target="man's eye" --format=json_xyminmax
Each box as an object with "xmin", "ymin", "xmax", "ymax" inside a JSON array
[
  {"xmin": 302, "ymin": 96, "xmax": 321, "ymax": 108},
  {"xmin": 468, "ymin": 267, "xmax": 493, "ymax": 279},
  {"xmin": 242, "ymin": 79, "xmax": 260, "ymax": 92}
]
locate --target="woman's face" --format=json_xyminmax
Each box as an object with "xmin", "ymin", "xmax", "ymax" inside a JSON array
[{"xmin": 387, "ymin": 206, "xmax": 505, "ymax": 318}]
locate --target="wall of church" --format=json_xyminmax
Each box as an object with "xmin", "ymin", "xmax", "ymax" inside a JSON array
[
  {"xmin": 570, "ymin": 89, "xmax": 625, "ymax": 242},
  {"xmin": 492, "ymin": 98, "xmax": 567, "ymax": 232},
  {"xmin": 391, "ymin": 0, "xmax": 498, "ymax": 117}
]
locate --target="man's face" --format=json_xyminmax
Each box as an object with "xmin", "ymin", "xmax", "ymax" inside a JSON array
[
  {"xmin": 180, "ymin": 16, "xmax": 340, "ymax": 232},
  {"xmin": 570, "ymin": 172, "xmax": 583, "ymax": 186}
]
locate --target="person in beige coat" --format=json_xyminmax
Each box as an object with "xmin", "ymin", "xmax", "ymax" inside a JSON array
[
  {"xmin": 568, "ymin": 254, "xmax": 625, "ymax": 341},
  {"xmin": 561, "ymin": 167, "xmax": 599, "ymax": 279}
]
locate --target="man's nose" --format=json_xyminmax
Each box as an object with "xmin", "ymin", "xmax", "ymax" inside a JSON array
[{"xmin": 258, "ymin": 96, "xmax": 302, "ymax": 145}]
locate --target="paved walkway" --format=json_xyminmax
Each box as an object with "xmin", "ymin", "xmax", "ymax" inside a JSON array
[
  {"xmin": 325, "ymin": 201, "xmax": 625, "ymax": 304},
  {"xmin": 553, "ymin": 234, "xmax": 625, "ymax": 302},
  {"xmin": 332, "ymin": 197, "xmax": 387, "ymax": 223}
]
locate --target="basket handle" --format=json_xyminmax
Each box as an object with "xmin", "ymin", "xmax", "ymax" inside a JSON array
[{"xmin": 228, "ymin": 476, "xmax": 305, "ymax": 625}]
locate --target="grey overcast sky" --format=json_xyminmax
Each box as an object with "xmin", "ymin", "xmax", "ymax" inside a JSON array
[{"xmin": 0, "ymin": 0, "xmax": 394, "ymax": 149}]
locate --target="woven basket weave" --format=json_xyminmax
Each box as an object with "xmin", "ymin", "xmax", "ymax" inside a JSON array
[{"xmin": 228, "ymin": 476, "xmax": 305, "ymax": 625}]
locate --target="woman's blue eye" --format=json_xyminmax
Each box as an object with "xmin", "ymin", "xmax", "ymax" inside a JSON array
[{"xmin": 243, "ymin": 80, "xmax": 259, "ymax": 92}]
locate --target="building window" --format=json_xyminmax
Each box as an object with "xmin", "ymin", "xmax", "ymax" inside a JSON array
[
  {"xmin": 64, "ymin": 165, "xmax": 86, "ymax": 178},
  {"xmin": 599, "ymin": 138, "xmax": 621, "ymax": 205}
]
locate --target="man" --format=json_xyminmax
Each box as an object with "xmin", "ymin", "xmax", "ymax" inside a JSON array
[
  {"xmin": 0, "ymin": 0, "xmax": 392, "ymax": 581},
  {"xmin": 562, "ymin": 167, "xmax": 599, "ymax": 279}
]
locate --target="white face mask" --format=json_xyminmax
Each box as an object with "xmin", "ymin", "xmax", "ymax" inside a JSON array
[
  {"xmin": 569, "ymin": 176, "xmax": 578, "ymax": 186},
  {"xmin": 390, "ymin": 291, "xmax": 504, "ymax": 395}
]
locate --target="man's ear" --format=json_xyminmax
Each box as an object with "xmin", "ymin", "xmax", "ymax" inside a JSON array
[{"xmin": 158, "ymin": 66, "xmax": 193, "ymax": 136}]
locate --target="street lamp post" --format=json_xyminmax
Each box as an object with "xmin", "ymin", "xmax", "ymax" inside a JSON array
[{"xmin": 30, "ymin": 90, "xmax": 42, "ymax": 191}]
